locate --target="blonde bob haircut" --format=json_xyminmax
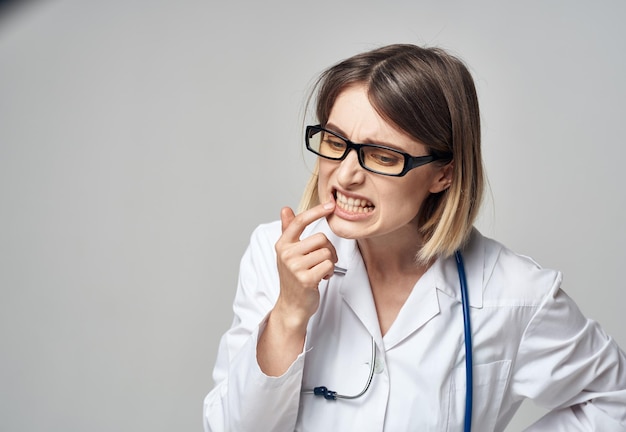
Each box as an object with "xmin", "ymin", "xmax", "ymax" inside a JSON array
[{"xmin": 299, "ymin": 44, "xmax": 484, "ymax": 263}]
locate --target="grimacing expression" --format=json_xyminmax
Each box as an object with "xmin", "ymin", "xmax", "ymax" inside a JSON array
[{"xmin": 317, "ymin": 84, "xmax": 452, "ymax": 242}]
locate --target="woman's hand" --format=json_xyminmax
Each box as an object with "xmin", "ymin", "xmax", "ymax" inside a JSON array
[
  {"xmin": 274, "ymin": 201, "xmax": 338, "ymax": 329},
  {"xmin": 257, "ymin": 201, "xmax": 337, "ymax": 376}
]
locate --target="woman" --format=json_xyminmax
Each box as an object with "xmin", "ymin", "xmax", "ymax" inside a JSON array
[{"xmin": 203, "ymin": 44, "xmax": 626, "ymax": 431}]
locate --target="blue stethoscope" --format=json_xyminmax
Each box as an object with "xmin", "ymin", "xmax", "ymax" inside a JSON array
[{"xmin": 303, "ymin": 251, "xmax": 473, "ymax": 432}]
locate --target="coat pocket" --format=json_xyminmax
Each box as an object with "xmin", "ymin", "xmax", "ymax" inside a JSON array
[{"xmin": 446, "ymin": 360, "xmax": 511, "ymax": 432}]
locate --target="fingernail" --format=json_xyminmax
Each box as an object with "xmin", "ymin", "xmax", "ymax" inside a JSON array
[{"xmin": 323, "ymin": 202, "xmax": 334, "ymax": 210}]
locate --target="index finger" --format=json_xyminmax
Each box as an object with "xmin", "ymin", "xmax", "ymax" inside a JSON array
[{"xmin": 280, "ymin": 201, "xmax": 335, "ymax": 242}]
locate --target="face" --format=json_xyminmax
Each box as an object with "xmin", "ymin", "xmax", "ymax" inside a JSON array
[{"xmin": 318, "ymin": 84, "xmax": 452, "ymax": 242}]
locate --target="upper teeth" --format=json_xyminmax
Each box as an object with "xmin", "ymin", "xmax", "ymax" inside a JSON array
[{"xmin": 336, "ymin": 191, "xmax": 374, "ymax": 212}]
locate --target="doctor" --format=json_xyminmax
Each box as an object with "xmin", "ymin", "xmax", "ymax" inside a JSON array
[{"xmin": 203, "ymin": 44, "xmax": 626, "ymax": 431}]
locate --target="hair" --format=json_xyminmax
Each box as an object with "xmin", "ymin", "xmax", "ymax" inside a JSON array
[{"xmin": 299, "ymin": 44, "xmax": 484, "ymax": 263}]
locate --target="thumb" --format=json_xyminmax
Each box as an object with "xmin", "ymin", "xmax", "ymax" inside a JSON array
[{"xmin": 280, "ymin": 207, "xmax": 296, "ymax": 233}]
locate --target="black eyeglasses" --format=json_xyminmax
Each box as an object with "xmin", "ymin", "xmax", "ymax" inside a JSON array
[{"xmin": 305, "ymin": 125, "xmax": 443, "ymax": 177}]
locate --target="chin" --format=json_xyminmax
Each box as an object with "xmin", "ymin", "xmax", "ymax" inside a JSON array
[{"xmin": 326, "ymin": 214, "xmax": 369, "ymax": 240}]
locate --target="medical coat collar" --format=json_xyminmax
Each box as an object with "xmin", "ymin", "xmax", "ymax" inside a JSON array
[
  {"xmin": 313, "ymin": 219, "xmax": 492, "ymax": 350},
  {"xmin": 432, "ymin": 228, "xmax": 497, "ymax": 309}
]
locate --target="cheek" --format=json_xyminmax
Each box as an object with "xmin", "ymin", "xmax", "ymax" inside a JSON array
[
  {"xmin": 315, "ymin": 170, "xmax": 328, "ymax": 202},
  {"xmin": 385, "ymin": 192, "xmax": 422, "ymax": 216},
  {"xmin": 381, "ymin": 176, "xmax": 433, "ymax": 213},
  {"xmin": 317, "ymin": 162, "xmax": 334, "ymax": 188}
]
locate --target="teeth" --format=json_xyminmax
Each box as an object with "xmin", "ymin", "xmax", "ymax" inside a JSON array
[{"xmin": 335, "ymin": 191, "xmax": 374, "ymax": 213}]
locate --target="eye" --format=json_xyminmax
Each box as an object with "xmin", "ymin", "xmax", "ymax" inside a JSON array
[
  {"xmin": 320, "ymin": 136, "xmax": 347, "ymax": 154},
  {"xmin": 327, "ymin": 138, "xmax": 346, "ymax": 149},
  {"xmin": 365, "ymin": 149, "xmax": 402, "ymax": 166}
]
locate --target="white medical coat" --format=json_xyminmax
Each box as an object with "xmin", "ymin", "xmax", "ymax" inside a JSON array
[{"xmin": 203, "ymin": 218, "xmax": 626, "ymax": 431}]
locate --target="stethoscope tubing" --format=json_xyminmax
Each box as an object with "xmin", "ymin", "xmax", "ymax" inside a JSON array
[
  {"xmin": 455, "ymin": 250, "xmax": 473, "ymax": 432},
  {"xmin": 306, "ymin": 336, "xmax": 376, "ymax": 401}
]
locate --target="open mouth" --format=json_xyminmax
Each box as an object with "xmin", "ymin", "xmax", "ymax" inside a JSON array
[{"xmin": 334, "ymin": 190, "xmax": 375, "ymax": 214}]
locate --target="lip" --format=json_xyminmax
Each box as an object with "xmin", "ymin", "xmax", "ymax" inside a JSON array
[{"xmin": 331, "ymin": 188, "xmax": 375, "ymax": 221}]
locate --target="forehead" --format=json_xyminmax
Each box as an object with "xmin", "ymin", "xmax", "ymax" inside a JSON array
[{"xmin": 327, "ymin": 85, "xmax": 427, "ymax": 153}]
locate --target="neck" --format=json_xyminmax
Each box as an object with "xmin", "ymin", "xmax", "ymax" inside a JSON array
[
  {"xmin": 357, "ymin": 222, "xmax": 434, "ymax": 337},
  {"xmin": 357, "ymin": 224, "xmax": 431, "ymax": 279}
]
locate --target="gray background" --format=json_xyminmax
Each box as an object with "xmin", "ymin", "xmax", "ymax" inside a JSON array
[{"xmin": 1, "ymin": 1, "xmax": 624, "ymax": 431}]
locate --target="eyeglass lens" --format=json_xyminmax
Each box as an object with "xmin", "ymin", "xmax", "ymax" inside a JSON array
[{"xmin": 307, "ymin": 128, "xmax": 406, "ymax": 175}]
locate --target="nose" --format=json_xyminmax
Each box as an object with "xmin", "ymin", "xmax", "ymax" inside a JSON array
[{"xmin": 336, "ymin": 149, "xmax": 366, "ymax": 187}]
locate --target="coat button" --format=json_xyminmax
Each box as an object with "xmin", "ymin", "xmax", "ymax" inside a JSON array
[{"xmin": 374, "ymin": 357, "xmax": 385, "ymax": 374}]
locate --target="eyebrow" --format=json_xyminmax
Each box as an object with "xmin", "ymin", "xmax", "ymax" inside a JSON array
[{"xmin": 325, "ymin": 122, "xmax": 403, "ymax": 150}]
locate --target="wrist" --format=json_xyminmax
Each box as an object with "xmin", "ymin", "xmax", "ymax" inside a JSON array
[
  {"xmin": 257, "ymin": 305, "xmax": 308, "ymax": 377},
  {"xmin": 268, "ymin": 301, "xmax": 310, "ymax": 339}
]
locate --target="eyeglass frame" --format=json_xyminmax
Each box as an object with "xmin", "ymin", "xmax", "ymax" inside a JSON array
[{"xmin": 305, "ymin": 124, "xmax": 447, "ymax": 177}]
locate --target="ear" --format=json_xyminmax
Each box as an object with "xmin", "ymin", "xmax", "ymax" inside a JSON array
[{"xmin": 429, "ymin": 161, "xmax": 454, "ymax": 193}]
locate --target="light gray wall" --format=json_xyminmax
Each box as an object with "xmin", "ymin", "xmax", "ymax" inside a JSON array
[{"xmin": 1, "ymin": 1, "xmax": 624, "ymax": 431}]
